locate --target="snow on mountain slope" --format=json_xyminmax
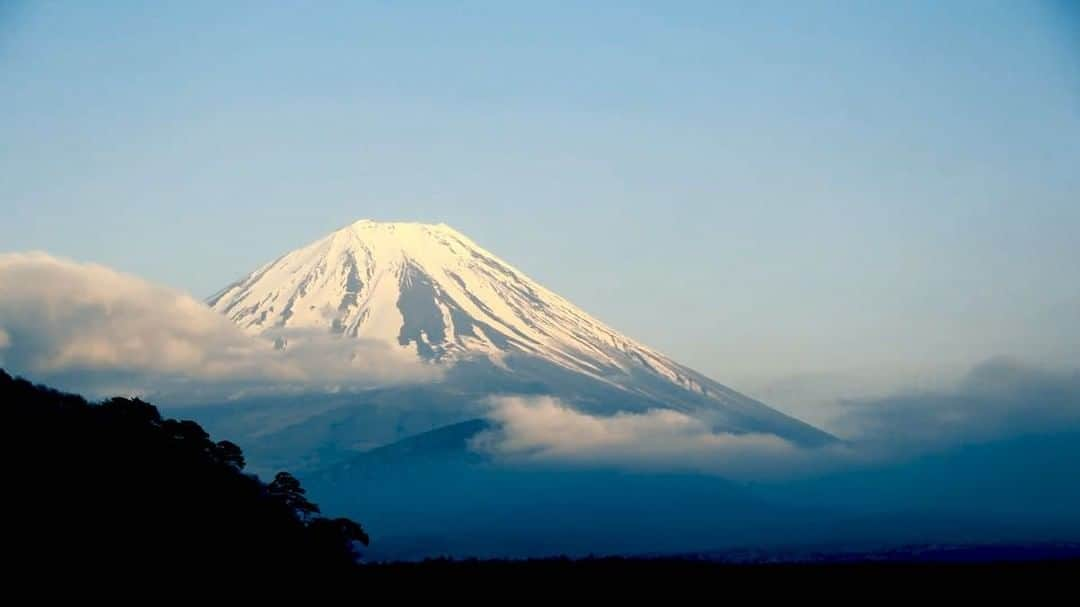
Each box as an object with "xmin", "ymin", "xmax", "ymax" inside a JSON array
[{"xmin": 208, "ymin": 220, "xmax": 832, "ymax": 446}]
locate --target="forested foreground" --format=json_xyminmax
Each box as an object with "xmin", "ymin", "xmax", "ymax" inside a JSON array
[{"xmin": 1, "ymin": 369, "xmax": 367, "ymax": 575}]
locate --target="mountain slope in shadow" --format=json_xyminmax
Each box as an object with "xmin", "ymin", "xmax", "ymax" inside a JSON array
[
  {"xmin": 304, "ymin": 417, "xmax": 1080, "ymax": 561},
  {"xmin": 303, "ymin": 418, "xmax": 817, "ymax": 560}
]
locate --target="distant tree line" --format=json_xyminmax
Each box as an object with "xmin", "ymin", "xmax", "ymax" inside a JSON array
[{"xmin": 0, "ymin": 369, "xmax": 367, "ymax": 575}]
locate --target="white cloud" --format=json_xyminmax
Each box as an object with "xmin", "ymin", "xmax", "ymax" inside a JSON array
[
  {"xmin": 471, "ymin": 395, "xmax": 848, "ymax": 479},
  {"xmin": 0, "ymin": 252, "xmax": 439, "ymax": 400}
]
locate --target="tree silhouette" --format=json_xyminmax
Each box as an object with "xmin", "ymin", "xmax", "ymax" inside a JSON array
[
  {"xmin": 309, "ymin": 517, "xmax": 371, "ymax": 564},
  {"xmin": 214, "ymin": 440, "xmax": 246, "ymax": 471},
  {"xmin": 0, "ymin": 368, "xmax": 368, "ymax": 576},
  {"xmin": 269, "ymin": 471, "xmax": 321, "ymax": 520}
]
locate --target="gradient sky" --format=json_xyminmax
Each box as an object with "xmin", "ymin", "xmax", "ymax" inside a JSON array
[{"xmin": 2, "ymin": 1, "xmax": 1078, "ymax": 416}]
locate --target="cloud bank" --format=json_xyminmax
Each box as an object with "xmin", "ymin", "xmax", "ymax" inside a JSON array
[
  {"xmin": 0, "ymin": 252, "xmax": 438, "ymax": 400},
  {"xmin": 471, "ymin": 395, "xmax": 849, "ymax": 479},
  {"xmin": 470, "ymin": 359, "xmax": 1080, "ymax": 478}
]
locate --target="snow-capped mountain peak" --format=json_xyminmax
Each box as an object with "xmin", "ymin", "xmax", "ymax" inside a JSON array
[
  {"xmin": 210, "ymin": 220, "xmax": 670, "ymax": 381},
  {"xmin": 208, "ymin": 220, "xmax": 832, "ymax": 446}
]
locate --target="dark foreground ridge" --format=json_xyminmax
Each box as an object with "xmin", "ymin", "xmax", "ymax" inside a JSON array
[
  {"xmin": 1, "ymin": 369, "xmax": 367, "ymax": 575},
  {"xmin": 2, "ymin": 369, "xmax": 1078, "ymax": 587}
]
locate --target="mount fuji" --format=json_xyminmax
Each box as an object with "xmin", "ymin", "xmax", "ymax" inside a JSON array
[{"xmin": 194, "ymin": 220, "xmax": 830, "ymax": 473}]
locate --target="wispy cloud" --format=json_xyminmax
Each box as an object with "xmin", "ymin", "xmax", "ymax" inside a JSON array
[
  {"xmin": 0, "ymin": 252, "xmax": 439, "ymax": 400},
  {"xmin": 833, "ymin": 358, "xmax": 1080, "ymax": 453}
]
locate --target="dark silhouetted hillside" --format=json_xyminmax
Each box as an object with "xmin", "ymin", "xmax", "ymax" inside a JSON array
[{"xmin": 0, "ymin": 369, "xmax": 367, "ymax": 576}]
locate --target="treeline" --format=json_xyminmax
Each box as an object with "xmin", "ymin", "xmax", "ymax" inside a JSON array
[{"xmin": 0, "ymin": 369, "xmax": 367, "ymax": 575}]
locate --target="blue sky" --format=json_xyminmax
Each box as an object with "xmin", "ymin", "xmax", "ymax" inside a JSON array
[{"xmin": 1, "ymin": 1, "xmax": 1077, "ymax": 409}]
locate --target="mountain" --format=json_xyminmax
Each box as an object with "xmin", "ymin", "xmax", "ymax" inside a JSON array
[
  {"xmin": 164, "ymin": 220, "xmax": 1080, "ymax": 561},
  {"xmin": 199, "ymin": 220, "xmax": 830, "ymax": 471}
]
